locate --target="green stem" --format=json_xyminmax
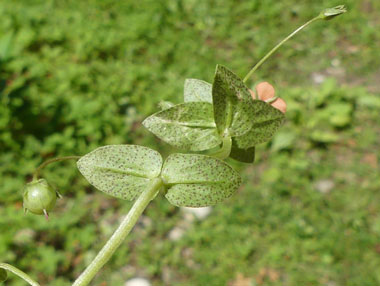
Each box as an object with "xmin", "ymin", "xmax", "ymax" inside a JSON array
[
  {"xmin": 0, "ymin": 263, "xmax": 40, "ymax": 286},
  {"xmin": 33, "ymin": 156, "xmax": 81, "ymax": 181},
  {"xmin": 211, "ymin": 136, "xmax": 232, "ymax": 160},
  {"xmin": 243, "ymin": 15, "xmax": 322, "ymax": 83},
  {"xmin": 72, "ymin": 178, "xmax": 163, "ymax": 286}
]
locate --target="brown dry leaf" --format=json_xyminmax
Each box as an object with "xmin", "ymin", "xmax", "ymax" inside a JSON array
[
  {"xmin": 229, "ymin": 273, "xmax": 253, "ymax": 286},
  {"xmin": 256, "ymin": 267, "xmax": 281, "ymax": 284},
  {"xmin": 362, "ymin": 153, "xmax": 378, "ymax": 169},
  {"xmin": 347, "ymin": 139, "xmax": 357, "ymax": 148},
  {"xmin": 267, "ymin": 269, "xmax": 280, "ymax": 282}
]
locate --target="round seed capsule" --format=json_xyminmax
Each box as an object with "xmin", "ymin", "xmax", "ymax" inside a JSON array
[{"xmin": 23, "ymin": 179, "xmax": 58, "ymax": 218}]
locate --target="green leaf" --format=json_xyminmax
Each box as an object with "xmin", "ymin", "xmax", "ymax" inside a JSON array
[
  {"xmin": 77, "ymin": 145, "xmax": 163, "ymax": 200},
  {"xmin": 143, "ymin": 102, "xmax": 222, "ymax": 151},
  {"xmin": 0, "ymin": 268, "xmax": 7, "ymax": 282},
  {"xmin": 212, "ymin": 65, "xmax": 254, "ymax": 137},
  {"xmin": 158, "ymin": 100, "xmax": 175, "ymax": 110},
  {"xmin": 184, "ymin": 79, "xmax": 213, "ymax": 103},
  {"xmin": 161, "ymin": 153, "xmax": 241, "ymax": 207},
  {"xmin": 357, "ymin": 94, "xmax": 380, "ymax": 108},
  {"xmin": 233, "ymin": 100, "xmax": 285, "ymax": 149},
  {"xmin": 309, "ymin": 130, "xmax": 339, "ymax": 143},
  {"xmin": 326, "ymin": 103, "xmax": 352, "ymax": 127},
  {"xmin": 230, "ymin": 140, "xmax": 255, "ymax": 163},
  {"xmin": 271, "ymin": 130, "xmax": 297, "ymax": 152},
  {"xmin": 0, "ymin": 32, "xmax": 14, "ymax": 61}
]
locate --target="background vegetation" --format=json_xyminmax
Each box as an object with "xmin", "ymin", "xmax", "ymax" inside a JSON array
[{"xmin": 1, "ymin": 0, "xmax": 379, "ymax": 285}]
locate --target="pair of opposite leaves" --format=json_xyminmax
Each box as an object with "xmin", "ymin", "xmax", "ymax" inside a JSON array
[
  {"xmin": 143, "ymin": 64, "xmax": 285, "ymax": 163},
  {"xmin": 78, "ymin": 65, "xmax": 284, "ymax": 207},
  {"xmin": 77, "ymin": 145, "xmax": 241, "ymax": 207}
]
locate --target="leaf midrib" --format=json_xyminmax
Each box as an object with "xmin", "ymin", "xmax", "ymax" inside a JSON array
[
  {"xmin": 163, "ymin": 180, "xmax": 237, "ymax": 186},
  {"xmin": 94, "ymin": 165, "xmax": 155, "ymax": 179},
  {"xmin": 153, "ymin": 117, "xmax": 216, "ymax": 128}
]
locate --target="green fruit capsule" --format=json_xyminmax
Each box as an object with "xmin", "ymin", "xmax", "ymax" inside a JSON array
[
  {"xmin": 23, "ymin": 179, "xmax": 58, "ymax": 219},
  {"xmin": 0, "ymin": 268, "xmax": 7, "ymax": 282}
]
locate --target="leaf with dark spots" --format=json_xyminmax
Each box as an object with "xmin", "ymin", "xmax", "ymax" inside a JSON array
[
  {"xmin": 161, "ymin": 153, "xmax": 241, "ymax": 207},
  {"xmin": 212, "ymin": 65, "xmax": 254, "ymax": 137},
  {"xmin": 143, "ymin": 102, "xmax": 222, "ymax": 151},
  {"xmin": 77, "ymin": 145, "xmax": 163, "ymax": 200},
  {"xmin": 233, "ymin": 100, "xmax": 285, "ymax": 149},
  {"xmin": 184, "ymin": 79, "xmax": 212, "ymax": 103}
]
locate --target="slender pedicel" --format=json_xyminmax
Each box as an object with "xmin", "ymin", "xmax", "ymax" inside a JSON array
[
  {"xmin": 33, "ymin": 156, "xmax": 81, "ymax": 181},
  {"xmin": 243, "ymin": 5, "xmax": 346, "ymax": 83},
  {"xmin": 0, "ymin": 263, "xmax": 40, "ymax": 286}
]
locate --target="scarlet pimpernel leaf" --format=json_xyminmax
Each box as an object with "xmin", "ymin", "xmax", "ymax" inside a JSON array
[
  {"xmin": 77, "ymin": 145, "xmax": 163, "ymax": 200},
  {"xmin": 184, "ymin": 78, "xmax": 212, "ymax": 103},
  {"xmin": 229, "ymin": 141, "xmax": 255, "ymax": 163},
  {"xmin": 143, "ymin": 102, "xmax": 221, "ymax": 151},
  {"xmin": 161, "ymin": 153, "xmax": 241, "ymax": 207},
  {"xmin": 233, "ymin": 100, "xmax": 285, "ymax": 149},
  {"xmin": 212, "ymin": 65, "xmax": 254, "ymax": 137}
]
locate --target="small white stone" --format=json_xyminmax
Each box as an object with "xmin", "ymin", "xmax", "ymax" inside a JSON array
[
  {"xmin": 181, "ymin": 206, "xmax": 212, "ymax": 220},
  {"xmin": 125, "ymin": 278, "xmax": 151, "ymax": 286},
  {"xmin": 311, "ymin": 72, "xmax": 326, "ymax": 84},
  {"xmin": 331, "ymin": 58, "xmax": 340, "ymax": 67},
  {"xmin": 314, "ymin": 179, "xmax": 335, "ymax": 194},
  {"xmin": 14, "ymin": 228, "xmax": 36, "ymax": 245},
  {"xmin": 168, "ymin": 227, "xmax": 185, "ymax": 241}
]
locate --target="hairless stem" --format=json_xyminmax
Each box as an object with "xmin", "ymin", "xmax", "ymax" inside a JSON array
[
  {"xmin": 72, "ymin": 178, "xmax": 163, "ymax": 286},
  {"xmin": 0, "ymin": 263, "xmax": 40, "ymax": 286},
  {"xmin": 243, "ymin": 5, "xmax": 347, "ymax": 83},
  {"xmin": 243, "ymin": 15, "xmax": 323, "ymax": 83},
  {"xmin": 33, "ymin": 156, "xmax": 81, "ymax": 181},
  {"xmin": 210, "ymin": 136, "xmax": 232, "ymax": 160}
]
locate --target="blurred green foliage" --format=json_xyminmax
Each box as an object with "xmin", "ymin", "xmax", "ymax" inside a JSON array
[{"xmin": 0, "ymin": 0, "xmax": 379, "ymax": 285}]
